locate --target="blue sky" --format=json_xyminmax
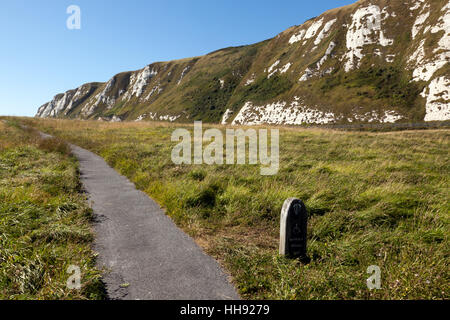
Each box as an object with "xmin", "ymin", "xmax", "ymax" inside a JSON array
[{"xmin": 0, "ymin": 0, "xmax": 355, "ymax": 116}]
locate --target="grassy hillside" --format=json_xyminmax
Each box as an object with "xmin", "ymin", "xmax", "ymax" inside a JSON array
[
  {"xmin": 0, "ymin": 120, "xmax": 104, "ymax": 299},
  {"xmin": 22, "ymin": 117, "xmax": 449, "ymax": 300},
  {"xmin": 36, "ymin": 0, "xmax": 450, "ymax": 124}
]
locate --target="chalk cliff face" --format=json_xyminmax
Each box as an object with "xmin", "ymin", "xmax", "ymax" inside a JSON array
[{"xmin": 36, "ymin": 0, "xmax": 450, "ymax": 125}]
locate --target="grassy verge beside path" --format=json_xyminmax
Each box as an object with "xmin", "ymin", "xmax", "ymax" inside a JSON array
[{"xmin": 0, "ymin": 119, "xmax": 104, "ymax": 299}]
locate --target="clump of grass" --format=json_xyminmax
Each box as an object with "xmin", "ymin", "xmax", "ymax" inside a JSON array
[
  {"xmin": 37, "ymin": 137, "xmax": 71, "ymax": 155},
  {"xmin": 189, "ymin": 169, "xmax": 207, "ymax": 181},
  {"xmin": 185, "ymin": 182, "xmax": 223, "ymax": 209},
  {"xmin": 30, "ymin": 225, "xmax": 93, "ymax": 244}
]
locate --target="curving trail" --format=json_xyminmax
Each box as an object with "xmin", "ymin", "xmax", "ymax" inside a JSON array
[{"xmin": 70, "ymin": 144, "xmax": 239, "ymax": 300}]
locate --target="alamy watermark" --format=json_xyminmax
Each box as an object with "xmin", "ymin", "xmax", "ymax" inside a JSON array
[
  {"xmin": 367, "ymin": 265, "xmax": 381, "ymax": 290},
  {"xmin": 171, "ymin": 122, "xmax": 279, "ymax": 175},
  {"xmin": 67, "ymin": 265, "xmax": 81, "ymax": 290},
  {"xmin": 66, "ymin": 5, "xmax": 81, "ymax": 30}
]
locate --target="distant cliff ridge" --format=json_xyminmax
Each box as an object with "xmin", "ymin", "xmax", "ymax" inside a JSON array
[{"xmin": 37, "ymin": 0, "xmax": 450, "ymax": 124}]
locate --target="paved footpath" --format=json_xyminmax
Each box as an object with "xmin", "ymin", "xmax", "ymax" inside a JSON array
[{"xmin": 70, "ymin": 144, "xmax": 239, "ymax": 300}]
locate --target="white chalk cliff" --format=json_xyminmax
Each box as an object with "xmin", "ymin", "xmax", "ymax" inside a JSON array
[{"xmin": 37, "ymin": 0, "xmax": 449, "ymax": 125}]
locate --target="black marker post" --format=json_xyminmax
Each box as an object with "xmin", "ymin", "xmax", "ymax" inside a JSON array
[{"xmin": 279, "ymin": 198, "xmax": 308, "ymax": 261}]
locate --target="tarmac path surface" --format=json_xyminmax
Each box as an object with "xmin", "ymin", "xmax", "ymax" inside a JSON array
[{"xmin": 69, "ymin": 143, "xmax": 240, "ymax": 300}]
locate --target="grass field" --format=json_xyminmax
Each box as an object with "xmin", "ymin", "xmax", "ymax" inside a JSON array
[
  {"xmin": 0, "ymin": 120, "xmax": 104, "ymax": 299},
  {"xmin": 14, "ymin": 117, "xmax": 450, "ymax": 300}
]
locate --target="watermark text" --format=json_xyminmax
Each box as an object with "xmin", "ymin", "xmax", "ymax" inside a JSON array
[{"xmin": 171, "ymin": 122, "xmax": 279, "ymax": 175}]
